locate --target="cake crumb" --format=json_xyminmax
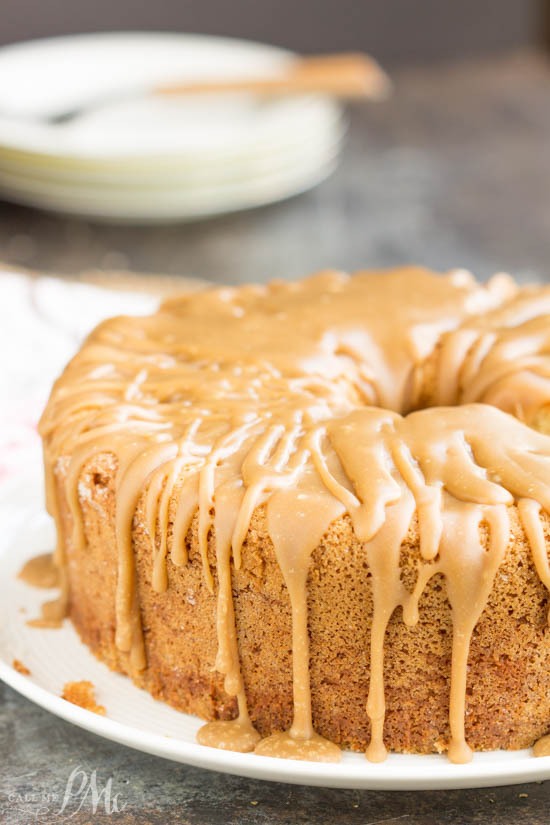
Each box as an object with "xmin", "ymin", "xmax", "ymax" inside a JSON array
[
  {"xmin": 62, "ymin": 680, "xmax": 106, "ymax": 715},
  {"xmin": 12, "ymin": 659, "xmax": 30, "ymax": 676}
]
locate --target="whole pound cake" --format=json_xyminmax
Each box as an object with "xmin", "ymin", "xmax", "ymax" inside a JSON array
[{"xmin": 38, "ymin": 266, "xmax": 550, "ymax": 764}]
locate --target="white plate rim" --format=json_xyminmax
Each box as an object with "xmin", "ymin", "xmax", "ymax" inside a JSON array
[
  {"xmin": 4, "ymin": 652, "xmax": 550, "ymax": 791},
  {"xmin": 0, "ymin": 157, "xmax": 339, "ymax": 222},
  {"xmin": 0, "ymin": 129, "xmax": 345, "ymax": 193}
]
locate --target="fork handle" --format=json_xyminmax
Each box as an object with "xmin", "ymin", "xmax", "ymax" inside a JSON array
[{"xmin": 154, "ymin": 53, "xmax": 391, "ymax": 101}]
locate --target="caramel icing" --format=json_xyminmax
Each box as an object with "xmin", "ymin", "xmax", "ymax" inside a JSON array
[
  {"xmin": 534, "ymin": 735, "xmax": 550, "ymax": 757},
  {"xmin": 19, "ymin": 551, "xmax": 66, "ymax": 628},
  {"xmin": 18, "ymin": 552, "xmax": 59, "ymax": 589},
  {"xmin": 37, "ymin": 267, "xmax": 550, "ymax": 763},
  {"xmin": 431, "ymin": 279, "xmax": 550, "ymax": 424}
]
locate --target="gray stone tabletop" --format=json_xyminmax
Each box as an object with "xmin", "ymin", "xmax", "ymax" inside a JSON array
[
  {"xmin": 0, "ymin": 680, "xmax": 548, "ymax": 824},
  {"xmin": 3, "ymin": 49, "xmax": 550, "ymax": 825}
]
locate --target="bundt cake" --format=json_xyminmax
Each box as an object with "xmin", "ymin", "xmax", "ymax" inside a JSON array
[{"xmin": 37, "ymin": 266, "xmax": 550, "ymax": 764}]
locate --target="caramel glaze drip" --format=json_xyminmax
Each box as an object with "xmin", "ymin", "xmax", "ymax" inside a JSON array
[
  {"xmin": 19, "ymin": 550, "xmax": 65, "ymax": 628},
  {"xmin": 37, "ymin": 267, "xmax": 550, "ymax": 763},
  {"xmin": 19, "ymin": 552, "xmax": 59, "ymax": 589}
]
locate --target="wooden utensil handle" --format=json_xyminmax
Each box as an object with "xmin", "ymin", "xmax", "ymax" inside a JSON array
[{"xmin": 154, "ymin": 53, "xmax": 391, "ymax": 101}]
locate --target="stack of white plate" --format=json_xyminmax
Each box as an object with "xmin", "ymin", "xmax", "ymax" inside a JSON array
[{"xmin": 0, "ymin": 33, "xmax": 346, "ymax": 223}]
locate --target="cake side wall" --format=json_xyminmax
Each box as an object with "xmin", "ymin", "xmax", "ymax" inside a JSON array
[{"xmin": 55, "ymin": 453, "xmax": 550, "ymax": 754}]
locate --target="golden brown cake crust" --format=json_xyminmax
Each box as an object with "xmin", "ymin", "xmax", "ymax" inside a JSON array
[
  {"xmin": 61, "ymin": 679, "xmax": 106, "ymax": 716},
  {"xmin": 62, "ymin": 452, "xmax": 550, "ymax": 754}
]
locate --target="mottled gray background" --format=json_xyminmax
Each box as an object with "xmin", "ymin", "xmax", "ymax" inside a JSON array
[{"xmin": 0, "ymin": 0, "xmax": 546, "ymax": 62}]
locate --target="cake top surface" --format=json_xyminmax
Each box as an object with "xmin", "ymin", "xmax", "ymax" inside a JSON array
[{"xmin": 72, "ymin": 265, "xmax": 514, "ymax": 413}]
